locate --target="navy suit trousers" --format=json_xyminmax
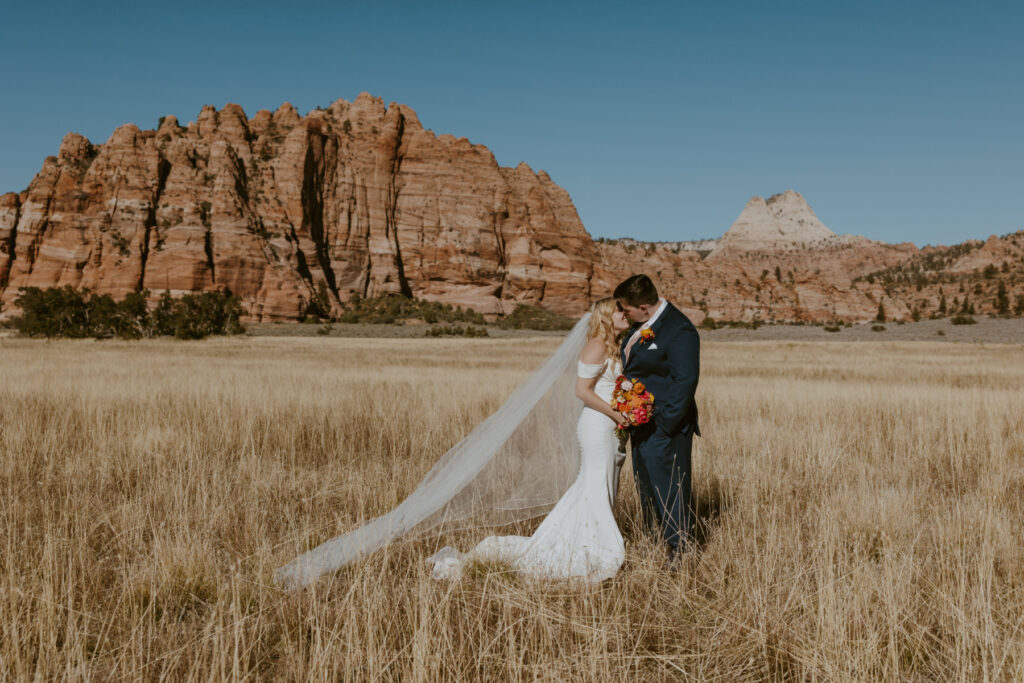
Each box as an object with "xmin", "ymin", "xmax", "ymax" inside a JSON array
[{"xmin": 630, "ymin": 423, "xmax": 693, "ymax": 550}]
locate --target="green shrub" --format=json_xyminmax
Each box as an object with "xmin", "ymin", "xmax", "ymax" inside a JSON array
[
  {"xmin": 496, "ymin": 305, "xmax": 575, "ymax": 331},
  {"xmin": 12, "ymin": 286, "xmax": 244, "ymax": 340},
  {"xmin": 337, "ymin": 293, "xmax": 486, "ymax": 326},
  {"xmin": 152, "ymin": 291, "xmax": 176, "ymax": 334},
  {"xmin": 164, "ymin": 291, "xmax": 245, "ymax": 339},
  {"xmin": 700, "ymin": 316, "xmax": 717, "ymax": 330},
  {"xmin": 114, "ymin": 291, "xmax": 151, "ymax": 339},
  {"xmin": 996, "ymin": 281, "xmax": 1010, "ymax": 315},
  {"xmin": 950, "ymin": 315, "xmax": 977, "ymax": 325},
  {"xmin": 823, "ymin": 325, "xmax": 840, "ymax": 333},
  {"xmin": 871, "ymin": 324, "xmax": 886, "ymax": 332},
  {"xmin": 12, "ymin": 286, "xmax": 92, "ymax": 338},
  {"xmin": 425, "ymin": 324, "xmax": 489, "ymax": 337},
  {"xmin": 714, "ymin": 320, "xmax": 762, "ymax": 330}
]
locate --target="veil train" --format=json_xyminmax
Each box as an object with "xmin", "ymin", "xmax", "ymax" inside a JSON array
[{"xmin": 275, "ymin": 313, "xmax": 592, "ymax": 588}]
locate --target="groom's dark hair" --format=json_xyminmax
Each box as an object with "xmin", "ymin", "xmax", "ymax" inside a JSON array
[{"xmin": 614, "ymin": 274, "xmax": 659, "ymax": 307}]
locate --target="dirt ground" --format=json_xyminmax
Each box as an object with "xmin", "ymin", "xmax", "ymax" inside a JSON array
[
  {"xmin": 244, "ymin": 321, "xmax": 567, "ymax": 339},
  {"xmin": 2, "ymin": 316, "xmax": 1018, "ymax": 344},
  {"xmin": 245, "ymin": 317, "xmax": 1024, "ymax": 344},
  {"xmin": 702, "ymin": 317, "xmax": 1024, "ymax": 345}
]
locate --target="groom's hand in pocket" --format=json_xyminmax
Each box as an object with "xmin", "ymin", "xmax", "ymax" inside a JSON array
[{"xmin": 653, "ymin": 418, "xmax": 676, "ymax": 442}]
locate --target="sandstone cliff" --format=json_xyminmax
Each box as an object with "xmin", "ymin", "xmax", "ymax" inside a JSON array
[
  {"xmin": 0, "ymin": 94, "xmax": 594, "ymax": 320},
  {"xmin": 709, "ymin": 190, "xmax": 847, "ymax": 258},
  {"xmin": 2, "ymin": 97, "xmax": 1021, "ymax": 325},
  {"xmin": 592, "ymin": 189, "xmax": 1021, "ymax": 324},
  {"xmin": 591, "ymin": 190, "xmax": 922, "ymax": 323},
  {"xmin": 593, "ymin": 236, "xmax": 919, "ymax": 324}
]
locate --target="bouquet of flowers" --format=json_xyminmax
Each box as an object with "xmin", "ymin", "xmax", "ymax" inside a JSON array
[{"xmin": 611, "ymin": 375, "xmax": 654, "ymax": 438}]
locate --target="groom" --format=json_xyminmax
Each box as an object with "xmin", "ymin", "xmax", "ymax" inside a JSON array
[{"xmin": 615, "ymin": 274, "xmax": 700, "ymax": 562}]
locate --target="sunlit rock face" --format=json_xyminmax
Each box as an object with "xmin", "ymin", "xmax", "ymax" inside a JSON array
[
  {"xmin": 0, "ymin": 94, "xmax": 594, "ymax": 320},
  {"xmin": 709, "ymin": 190, "xmax": 845, "ymax": 258},
  {"xmin": 3, "ymin": 98, "xmax": 1021, "ymax": 324}
]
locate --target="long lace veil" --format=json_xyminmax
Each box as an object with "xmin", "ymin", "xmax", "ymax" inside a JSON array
[{"xmin": 276, "ymin": 313, "xmax": 593, "ymax": 588}]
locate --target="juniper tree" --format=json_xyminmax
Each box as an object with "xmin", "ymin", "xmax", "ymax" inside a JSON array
[{"xmin": 996, "ymin": 281, "xmax": 1010, "ymax": 315}]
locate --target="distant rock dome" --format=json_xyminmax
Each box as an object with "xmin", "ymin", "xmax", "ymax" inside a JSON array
[{"xmin": 709, "ymin": 190, "xmax": 838, "ymax": 258}]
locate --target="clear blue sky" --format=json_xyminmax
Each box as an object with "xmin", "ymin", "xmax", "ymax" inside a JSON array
[{"xmin": 1, "ymin": 1, "xmax": 1021, "ymax": 246}]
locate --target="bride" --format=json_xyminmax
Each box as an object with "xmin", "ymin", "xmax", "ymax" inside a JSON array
[
  {"xmin": 276, "ymin": 298, "xmax": 631, "ymax": 589},
  {"xmin": 428, "ymin": 298, "xmax": 632, "ymax": 582}
]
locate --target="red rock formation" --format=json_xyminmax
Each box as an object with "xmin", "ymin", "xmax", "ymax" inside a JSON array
[
  {"xmin": 846, "ymin": 232, "xmax": 1024, "ymax": 320},
  {"xmin": 709, "ymin": 190, "xmax": 838, "ymax": 257},
  {"xmin": 593, "ymin": 192, "xmax": 1022, "ymax": 324},
  {"xmin": 0, "ymin": 94, "xmax": 594, "ymax": 320},
  {"xmin": 592, "ymin": 237, "xmax": 919, "ymax": 324},
  {"xmin": 2, "ymin": 97, "xmax": 1020, "ymax": 325}
]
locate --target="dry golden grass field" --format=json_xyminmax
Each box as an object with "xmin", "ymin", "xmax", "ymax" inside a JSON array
[{"xmin": 1, "ymin": 335, "xmax": 1023, "ymax": 680}]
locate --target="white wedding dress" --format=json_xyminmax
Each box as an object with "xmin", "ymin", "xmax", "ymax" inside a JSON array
[{"xmin": 427, "ymin": 357, "xmax": 626, "ymax": 582}]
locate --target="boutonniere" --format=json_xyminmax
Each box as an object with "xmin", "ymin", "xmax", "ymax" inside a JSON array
[{"xmin": 639, "ymin": 328, "xmax": 655, "ymax": 344}]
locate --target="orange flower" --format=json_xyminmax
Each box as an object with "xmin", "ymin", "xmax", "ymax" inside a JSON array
[{"xmin": 610, "ymin": 374, "xmax": 655, "ymax": 437}]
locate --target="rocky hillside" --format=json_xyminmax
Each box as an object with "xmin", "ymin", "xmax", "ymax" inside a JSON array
[
  {"xmin": 593, "ymin": 233, "xmax": 917, "ymax": 323},
  {"xmin": 1, "ymin": 96, "xmax": 1021, "ymax": 324},
  {"xmin": 851, "ymin": 233, "xmax": 1024, "ymax": 320},
  {"xmin": 709, "ymin": 190, "xmax": 846, "ymax": 257},
  {"xmin": 0, "ymin": 94, "xmax": 594, "ymax": 320},
  {"xmin": 593, "ymin": 191, "xmax": 1022, "ymax": 324}
]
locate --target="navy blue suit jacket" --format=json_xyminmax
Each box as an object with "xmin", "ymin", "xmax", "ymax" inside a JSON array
[{"xmin": 620, "ymin": 302, "xmax": 701, "ymax": 437}]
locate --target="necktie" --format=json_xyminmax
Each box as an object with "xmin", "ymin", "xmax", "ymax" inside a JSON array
[{"xmin": 624, "ymin": 326, "xmax": 644, "ymax": 362}]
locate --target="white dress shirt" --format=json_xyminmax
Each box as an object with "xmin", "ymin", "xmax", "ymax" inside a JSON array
[{"xmin": 624, "ymin": 298, "xmax": 667, "ymax": 361}]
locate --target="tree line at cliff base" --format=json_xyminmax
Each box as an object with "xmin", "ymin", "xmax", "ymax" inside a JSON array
[
  {"xmin": 4, "ymin": 286, "xmax": 245, "ymax": 340},
  {"xmin": 1, "ymin": 286, "xmax": 579, "ymax": 339}
]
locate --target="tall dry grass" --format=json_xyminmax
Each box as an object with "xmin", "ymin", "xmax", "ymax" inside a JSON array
[{"xmin": 0, "ymin": 335, "xmax": 1022, "ymax": 680}]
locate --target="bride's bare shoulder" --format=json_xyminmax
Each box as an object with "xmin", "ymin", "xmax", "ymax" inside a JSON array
[{"xmin": 579, "ymin": 337, "xmax": 608, "ymax": 364}]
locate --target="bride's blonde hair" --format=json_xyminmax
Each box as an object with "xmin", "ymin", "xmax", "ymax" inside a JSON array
[{"xmin": 588, "ymin": 297, "xmax": 623, "ymax": 362}]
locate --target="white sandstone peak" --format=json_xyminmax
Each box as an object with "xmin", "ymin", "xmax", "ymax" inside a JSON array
[{"xmin": 709, "ymin": 190, "xmax": 838, "ymax": 257}]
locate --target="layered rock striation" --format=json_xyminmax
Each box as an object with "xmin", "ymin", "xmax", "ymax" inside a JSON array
[
  {"xmin": 593, "ymin": 236, "xmax": 920, "ymax": 324},
  {"xmin": 0, "ymin": 94, "xmax": 594, "ymax": 319},
  {"xmin": 592, "ymin": 190, "xmax": 924, "ymax": 323},
  {"xmin": 709, "ymin": 190, "xmax": 848, "ymax": 258},
  {"xmin": 3, "ymin": 97, "xmax": 1020, "ymax": 325}
]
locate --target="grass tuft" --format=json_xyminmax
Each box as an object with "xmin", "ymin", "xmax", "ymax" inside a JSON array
[{"xmin": 0, "ymin": 336, "xmax": 1021, "ymax": 678}]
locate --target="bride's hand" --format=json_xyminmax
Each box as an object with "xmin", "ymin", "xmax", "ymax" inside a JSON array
[{"xmin": 612, "ymin": 411, "xmax": 629, "ymax": 427}]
